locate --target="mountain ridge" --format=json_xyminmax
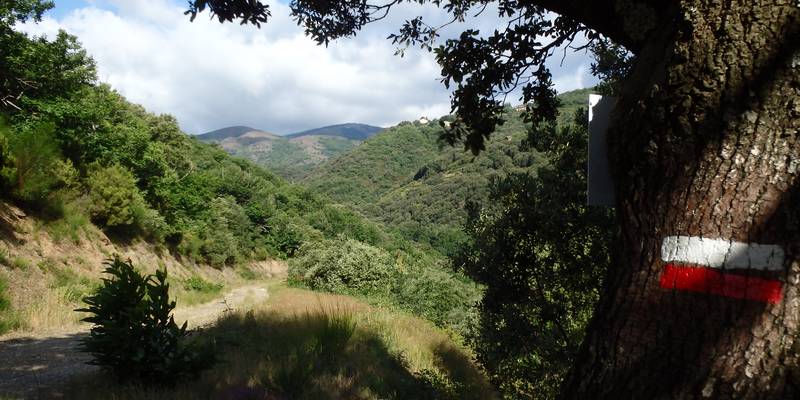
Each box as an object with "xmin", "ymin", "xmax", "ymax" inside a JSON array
[
  {"xmin": 196, "ymin": 123, "xmax": 383, "ymax": 181},
  {"xmin": 286, "ymin": 123, "xmax": 383, "ymax": 140}
]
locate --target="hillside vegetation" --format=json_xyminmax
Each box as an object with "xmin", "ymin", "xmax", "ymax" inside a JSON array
[
  {"xmin": 303, "ymin": 89, "xmax": 592, "ymax": 256},
  {"xmin": 64, "ymin": 285, "xmax": 496, "ymax": 399},
  {"xmin": 0, "ymin": 17, "xmax": 476, "ymax": 341},
  {"xmin": 197, "ymin": 123, "xmax": 383, "ymax": 180}
]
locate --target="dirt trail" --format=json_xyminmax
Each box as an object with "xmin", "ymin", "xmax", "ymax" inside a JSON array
[{"xmin": 0, "ymin": 284, "xmax": 270, "ymax": 399}]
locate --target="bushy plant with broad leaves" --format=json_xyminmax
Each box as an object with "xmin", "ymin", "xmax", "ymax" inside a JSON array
[
  {"xmin": 289, "ymin": 237, "xmax": 395, "ymax": 296},
  {"xmin": 77, "ymin": 256, "xmax": 214, "ymax": 385}
]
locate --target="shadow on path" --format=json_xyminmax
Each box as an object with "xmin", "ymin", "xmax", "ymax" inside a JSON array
[{"xmin": 0, "ymin": 332, "xmax": 98, "ymax": 399}]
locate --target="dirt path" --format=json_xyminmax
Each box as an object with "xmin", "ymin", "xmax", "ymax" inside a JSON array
[{"xmin": 0, "ymin": 284, "xmax": 270, "ymax": 399}]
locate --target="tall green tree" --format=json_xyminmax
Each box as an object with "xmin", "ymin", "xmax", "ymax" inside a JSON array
[
  {"xmin": 194, "ymin": 1, "xmax": 800, "ymax": 398},
  {"xmin": 456, "ymin": 112, "xmax": 613, "ymax": 399}
]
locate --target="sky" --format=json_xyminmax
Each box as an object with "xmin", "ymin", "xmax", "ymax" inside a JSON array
[{"xmin": 19, "ymin": 0, "xmax": 597, "ymax": 135}]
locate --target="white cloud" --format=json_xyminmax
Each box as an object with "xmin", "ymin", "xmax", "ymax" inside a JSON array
[{"xmin": 19, "ymin": 0, "xmax": 595, "ymax": 134}]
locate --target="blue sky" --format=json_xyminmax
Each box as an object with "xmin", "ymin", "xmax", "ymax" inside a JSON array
[{"xmin": 25, "ymin": 0, "xmax": 597, "ymax": 134}]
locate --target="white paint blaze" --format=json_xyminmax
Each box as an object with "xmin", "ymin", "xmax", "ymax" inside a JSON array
[{"xmin": 661, "ymin": 236, "xmax": 785, "ymax": 271}]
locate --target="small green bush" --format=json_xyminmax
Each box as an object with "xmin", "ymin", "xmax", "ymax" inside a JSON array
[
  {"xmin": 78, "ymin": 256, "xmax": 214, "ymax": 385},
  {"xmin": 85, "ymin": 164, "xmax": 145, "ymax": 229},
  {"xmin": 183, "ymin": 276, "xmax": 223, "ymax": 294}
]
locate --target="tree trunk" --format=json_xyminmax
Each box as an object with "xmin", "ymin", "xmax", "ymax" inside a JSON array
[{"xmin": 561, "ymin": 1, "xmax": 800, "ymax": 398}]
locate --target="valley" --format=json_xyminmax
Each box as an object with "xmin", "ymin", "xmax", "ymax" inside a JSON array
[{"xmin": 197, "ymin": 123, "xmax": 384, "ymax": 180}]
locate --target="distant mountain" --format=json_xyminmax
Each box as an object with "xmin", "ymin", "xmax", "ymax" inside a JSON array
[
  {"xmin": 197, "ymin": 126, "xmax": 279, "ymax": 141},
  {"xmin": 196, "ymin": 123, "xmax": 379, "ymax": 181},
  {"xmin": 286, "ymin": 123, "xmax": 383, "ymax": 140}
]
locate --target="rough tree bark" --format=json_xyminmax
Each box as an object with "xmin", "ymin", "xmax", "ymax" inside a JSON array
[{"xmin": 562, "ymin": 1, "xmax": 800, "ymax": 398}]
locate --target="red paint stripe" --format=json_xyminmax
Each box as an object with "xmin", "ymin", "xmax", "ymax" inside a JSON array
[{"xmin": 659, "ymin": 264, "xmax": 783, "ymax": 304}]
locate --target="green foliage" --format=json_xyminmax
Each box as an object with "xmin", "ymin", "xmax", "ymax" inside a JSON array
[
  {"xmin": 183, "ymin": 276, "xmax": 223, "ymax": 294},
  {"xmin": 0, "ymin": 275, "xmax": 10, "ymax": 313},
  {"xmin": 290, "ymin": 237, "xmax": 395, "ymax": 297},
  {"xmin": 0, "ymin": 126, "xmax": 13, "ymax": 189},
  {"xmin": 0, "ymin": 0, "xmax": 54, "ymax": 26},
  {"xmin": 38, "ymin": 258, "xmax": 96, "ymax": 302},
  {"xmin": 0, "ymin": 21, "xmax": 428, "ymax": 264},
  {"xmin": 2, "ymin": 27, "xmax": 96, "ymax": 113},
  {"xmin": 290, "ymin": 237, "xmax": 480, "ymax": 333},
  {"xmin": 0, "ymin": 12, "xmax": 481, "ymax": 341},
  {"xmin": 455, "ymin": 113, "xmax": 614, "ymax": 399},
  {"xmin": 41, "ymin": 198, "xmax": 90, "ymax": 243},
  {"xmin": 9, "ymin": 256, "xmax": 30, "ymax": 270},
  {"xmin": 0, "ymin": 274, "xmax": 23, "ymax": 334},
  {"xmin": 85, "ymin": 164, "xmax": 146, "ymax": 228},
  {"xmin": 391, "ymin": 262, "xmax": 480, "ymax": 334},
  {"xmin": 5, "ymin": 122, "xmax": 63, "ymax": 207},
  {"xmin": 303, "ymin": 122, "xmax": 441, "ymax": 207},
  {"xmin": 78, "ymin": 256, "xmax": 214, "ymax": 385},
  {"xmin": 303, "ymin": 93, "xmax": 600, "ymax": 257}
]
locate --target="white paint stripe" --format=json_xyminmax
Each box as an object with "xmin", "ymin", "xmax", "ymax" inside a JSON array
[{"xmin": 661, "ymin": 236, "xmax": 785, "ymax": 271}]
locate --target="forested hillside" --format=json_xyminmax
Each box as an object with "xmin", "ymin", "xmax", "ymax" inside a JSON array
[
  {"xmin": 197, "ymin": 123, "xmax": 383, "ymax": 180},
  {"xmin": 286, "ymin": 123, "xmax": 383, "ymax": 140},
  {"xmin": 304, "ymin": 89, "xmax": 591, "ymax": 256},
  {"xmin": 0, "ymin": 17, "xmax": 477, "ymax": 338}
]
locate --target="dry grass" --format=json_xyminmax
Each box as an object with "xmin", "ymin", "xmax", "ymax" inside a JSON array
[
  {"xmin": 62, "ymin": 285, "xmax": 497, "ymax": 400},
  {"xmin": 0, "ymin": 254, "xmax": 274, "ymax": 337}
]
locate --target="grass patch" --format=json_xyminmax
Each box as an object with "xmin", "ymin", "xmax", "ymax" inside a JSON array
[
  {"xmin": 38, "ymin": 258, "xmax": 97, "ymax": 303},
  {"xmin": 9, "ymin": 256, "xmax": 30, "ymax": 271},
  {"xmin": 0, "ymin": 248, "xmax": 8, "ymax": 266},
  {"xmin": 236, "ymin": 265, "xmax": 258, "ymax": 280},
  {"xmin": 63, "ymin": 286, "xmax": 496, "ymax": 399},
  {"xmin": 173, "ymin": 276, "xmax": 225, "ymax": 306},
  {"xmin": 183, "ymin": 276, "xmax": 223, "ymax": 294},
  {"xmin": 43, "ymin": 202, "xmax": 91, "ymax": 244},
  {"xmin": 0, "ymin": 275, "xmax": 23, "ymax": 334}
]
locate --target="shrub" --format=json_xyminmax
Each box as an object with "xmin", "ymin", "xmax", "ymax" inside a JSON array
[
  {"xmin": 85, "ymin": 164, "xmax": 145, "ymax": 229},
  {"xmin": 132, "ymin": 202, "xmax": 167, "ymax": 243},
  {"xmin": 289, "ymin": 238, "xmax": 395, "ymax": 297},
  {"xmin": 393, "ymin": 265, "xmax": 481, "ymax": 334},
  {"xmin": 183, "ymin": 276, "xmax": 223, "ymax": 294},
  {"xmin": 78, "ymin": 256, "xmax": 214, "ymax": 385},
  {"xmin": 5, "ymin": 123, "xmax": 62, "ymax": 207}
]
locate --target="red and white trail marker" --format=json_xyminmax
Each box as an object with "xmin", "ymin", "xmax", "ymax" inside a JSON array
[{"xmin": 659, "ymin": 236, "xmax": 785, "ymax": 304}]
